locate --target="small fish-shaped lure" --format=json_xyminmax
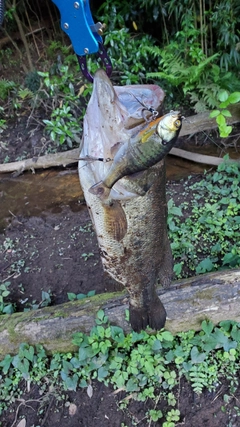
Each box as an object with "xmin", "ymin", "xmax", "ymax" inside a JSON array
[{"xmin": 89, "ymin": 111, "xmax": 182, "ymax": 200}]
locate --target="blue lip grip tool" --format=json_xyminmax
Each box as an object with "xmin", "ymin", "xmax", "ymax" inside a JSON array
[{"xmin": 52, "ymin": 0, "xmax": 112, "ymax": 82}]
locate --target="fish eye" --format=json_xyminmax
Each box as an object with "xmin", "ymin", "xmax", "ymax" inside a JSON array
[{"xmin": 174, "ymin": 119, "xmax": 181, "ymax": 128}]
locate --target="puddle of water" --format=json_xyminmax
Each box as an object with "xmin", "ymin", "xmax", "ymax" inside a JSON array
[
  {"xmin": 0, "ymin": 168, "xmax": 84, "ymax": 231},
  {"xmin": 0, "ymin": 146, "xmax": 238, "ymax": 231}
]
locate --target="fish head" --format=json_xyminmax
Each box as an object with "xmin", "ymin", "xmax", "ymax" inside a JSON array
[{"xmin": 156, "ymin": 111, "xmax": 182, "ymax": 145}]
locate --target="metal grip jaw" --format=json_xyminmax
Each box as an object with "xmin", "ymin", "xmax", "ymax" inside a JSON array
[
  {"xmin": 77, "ymin": 42, "xmax": 112, "ymax": 83},
  {"xmin": 52, "ymin": 0, "xmax": 112, "ymax": 82}
]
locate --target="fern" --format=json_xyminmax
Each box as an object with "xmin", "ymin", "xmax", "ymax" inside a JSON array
[
  {"xmin": 0, "ymin": 79, "xmax": 17, "ymax": 100},
  {"xmin": 147, "ymin": 52, "xmax": 219, "ymax": 91}
]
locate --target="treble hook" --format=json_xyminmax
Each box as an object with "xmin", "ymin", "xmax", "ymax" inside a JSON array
[{"xmin": 128, "ymin": 92, "xmax": 159, "ymax": 122}]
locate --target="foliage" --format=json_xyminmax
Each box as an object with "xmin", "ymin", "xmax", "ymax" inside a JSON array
[
  {"xmin": 24, "ymin": 70, "xmax": 41, "ymax": 93},
  {"xmin": 167, "ymin": 158, "xmax": 240, "ymax": 278},
  {"xmin": 43, "ymin": 104, "xmax": 82, "ymax": 149},
  {"xmin": 146, "ymin": 43, "xmax": 240, "ymax": 116},
  {"xmin": 87, "ymin": 28, "xmax": 158, "ymax": 85},
  {"xmin": 209, "ymin": 91, "xmax": 240, "ymax": 137},
  {"xmin": 0, "ymin": 79, "xmax": 17, "ymax": 101},
  {"xmin": 0, "ymin": 313, "xmax": 240, "ymax": 425},
  {"xmin": 0, "ymin": 282, "xmax": 15, "ymax": 315},
  {"xmin": 67, "ymin": 290, "xmax": 96, "ymax": 301}
]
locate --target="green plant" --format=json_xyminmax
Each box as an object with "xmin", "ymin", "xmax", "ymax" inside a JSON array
[
  {"xmin": 0, "ymin": 282, "xmax": 15, "ymax": 315},
  {"xmin": 167, "ymin": 158, "xmax": 240, "ymax": 278},
  {"xmin": 67, "ymin": 290, "xmax": 96, "ymax": 301},
  {"xmin": 0, "ymin": 79, "xmax": 17, "ymax": 100},
  {"xmin": 43, "ymin": 103, "xmax": 81, "ymax": 148},
  {"xmin": 0, "ymin": 314, "xmax": 240, "ymax": 421},
  {"xmin": 210, "ymin": 91, "xmax": 240, "ymax": 137},
  {"xmin": 0, "ymin": 119, "xmax": 7, "ymax": 131},
  {"xmin": 24, "ymin": 290, "xmax": 52, "ymax": 311},
  {"xmin": 24, "ymin": 70, "xmax": 41, "ymax": 93},
  {"xmin": 81, "ymin": 252, "xmax": 94, "ymax": 261}
]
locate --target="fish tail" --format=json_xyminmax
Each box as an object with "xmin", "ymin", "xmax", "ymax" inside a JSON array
[{"xmin": 88, "ymin": 181, "xmax": 111, "ymax": 200}]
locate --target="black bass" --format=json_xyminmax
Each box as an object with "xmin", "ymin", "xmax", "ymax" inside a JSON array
[
  {"xmin": 89, "ymin": 112, "xmax": 182, "ymax": 200},
  {"xmin": 79, "ymin": 69, "xmax": 177, "ymax": 332}
]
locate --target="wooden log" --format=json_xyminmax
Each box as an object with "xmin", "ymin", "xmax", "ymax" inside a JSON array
[
  {"xmin": 0, "ymin": 269, "xmax": 239, "ymax": 359},
  {"xmin": 0, "ymin": 104, "xmax": 239, "ymax": 174}
]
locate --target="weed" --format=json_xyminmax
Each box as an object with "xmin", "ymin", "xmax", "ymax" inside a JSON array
[
  {"xmin": 67, "ymin": 290, "xmax": 96, "ymax": 301},
  {"xmin": 0, "ymin": 314, "xmax": 240, "ymax": 424},
  {"xmin": 43, "ymin": 103, "xmax": 82, "ymax": 149},
  {"xmin": 167, "ymin": 158, "xmax": 240, "ymax": 278},
  {"xmin": 0, "ymin": 282, "xmax": 15, "ymax": 314},
  {"xmin": 81, "ymin": 252, "xmax": 94, "ymax": 261}
]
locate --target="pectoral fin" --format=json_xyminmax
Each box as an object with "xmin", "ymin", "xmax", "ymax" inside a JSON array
[{"xmin": 103, "ymin": 201, "xmax": 127, "ymax": 241}]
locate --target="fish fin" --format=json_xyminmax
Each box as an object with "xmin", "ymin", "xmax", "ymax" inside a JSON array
[
  {"xmin": 129, "ymin": 297, "xmax": 166, "ymax": 332},
  {"xmin": 103, "ymin": 201, "xmax": 127, "ymax": 241},
  {"xmin": 138, "ymin": 116, "xmax": 162, "ymax": 143},
  {"xmin": 110, "ymin": 141, "xmax": 124, "ymax": 157},
  {"xmin": 88, "ymin": 181, "xmax": 111, "ymax": 200}
]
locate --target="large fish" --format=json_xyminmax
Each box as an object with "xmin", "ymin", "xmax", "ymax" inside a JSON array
[{"xmin": 79, "ymin": 69, "xmax": 180, "ymax": 331}]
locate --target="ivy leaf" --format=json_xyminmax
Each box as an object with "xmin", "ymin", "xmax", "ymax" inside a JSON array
[
  {"xmin": 201, "ymin": 320, "xmax": 214, "ymax": 335},
  {"xmin": 190, "ymin": 346, "xmax": 206, "ymax": 363}
]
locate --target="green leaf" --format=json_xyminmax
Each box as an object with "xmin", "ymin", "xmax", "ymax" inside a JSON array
[
  {"xmin": 209, "ymin": 110, "xmax": 220, "ymax": 118},
  {"xmin": 201, "ymin": 320, "xmax": 214, "ymax": 335},
  {"xmin": 227, "ymin": 92, "xmax": 240, "ymax": 104},
  {"xmin": 216, "ymin": 114, "xmax": 226, "ymax": 126},
  {"xmin": 161, "ymin": 331, "xmax": 174, "ymax": 341},
  {"xmin": 190, "ymin": 346, "xmax": 206, "ymax": 363},
  {"xmin": 219, "ymin": 125, "xmax": 232, "ymax": 137},
  {"xmin": 98, "ymin": 366, "xmax": 109, "ymax": 380},
  {"xmin": 126, "ymin": 377, "xmax": 139, "ymax": 392},
  {"xmin": 67, "ymin": 292, "xmax": 76, "ymax": 301},
  {"xmin": 218, "ymin": 90, "xmax": 229, "ymax": 102},
  {"xmin": 196, "ymin": 258, "xmax": 215, "ymax": 274},
  {"xmin": 87, "ymin": 290, "xmax": 96, "ymax": 297},
  {"xmin": 221, "ymin": 110, "xmax": 232, "ymax": 117},
  {"xmin": 77, "ymin": 293, "xmax": 87, "ymax": 300},
  {"xmin": 152, "ymin": 339, "xmax": 162, "ymax": 351},
  {"xmin": 173, "ymin": 263, "xmax": 182, "ymax": 277}
]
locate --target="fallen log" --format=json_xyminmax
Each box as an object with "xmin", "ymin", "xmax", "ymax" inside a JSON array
[
  {"xmin": 0, "ymin": 104, "xmax": 239, "ymax": 174},
  {"xmin": 0, "ymin": 269, "xmax": 239, "ymax": 359}
]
